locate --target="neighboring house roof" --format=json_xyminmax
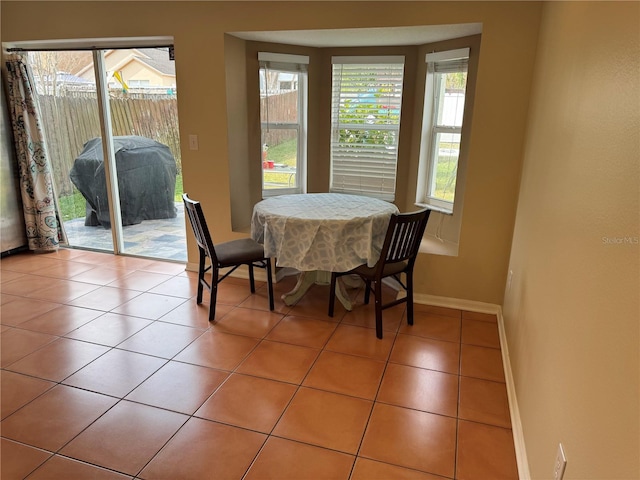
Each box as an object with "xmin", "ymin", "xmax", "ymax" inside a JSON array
[
  {"xmin": 133, "ymin": 48, "xmax": 175, "ymax": 76},
  {"xmin": 75, "ymin": 48, "xmax": 175, "ymax": 80}
]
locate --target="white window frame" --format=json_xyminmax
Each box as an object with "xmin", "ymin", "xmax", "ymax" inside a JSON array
[
  {"xmin": 416, "ymin": 48, "xmax": 470, "ymax": 214},
  {"xmin": 330, "ymin": 55, "xmax": 405, "ymax": 202},
  {"xmin": 259, "ymin": 52, "xmax": 308, "ymax": 198}
]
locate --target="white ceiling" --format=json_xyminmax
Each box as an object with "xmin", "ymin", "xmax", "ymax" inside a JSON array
[{"xmin": 230, "ymin": 23, "xmax": 482, "ymax": 48}]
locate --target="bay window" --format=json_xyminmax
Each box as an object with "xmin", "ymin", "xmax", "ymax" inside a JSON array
[
  {"xmin": 417, "ymin": 48, "xmax": 469, "ymax": 214},
  {"xmin": 259, "ymin": 52, "xmax": 308, "ymax": 197},
  {"xmin": 330, "ymin": 56, "xmax": 405, "ymax": 202}
]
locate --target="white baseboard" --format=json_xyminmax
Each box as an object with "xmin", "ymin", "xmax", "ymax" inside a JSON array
[
  {"xmin": 413, "ymin": 293, "xmax": 530, "ymax": 480},
  {"xmin": 496, "ymin": 308, "xmax": 530, "ymax": 480}
]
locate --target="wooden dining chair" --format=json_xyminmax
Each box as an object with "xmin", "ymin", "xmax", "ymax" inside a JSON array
[
  {"xmin": 182, "ymin": 193, "xmax": 274, "ymax": 320},
  {"xmin": 328, "ymin": 209, "xmax": 431, "ymax": 339}
]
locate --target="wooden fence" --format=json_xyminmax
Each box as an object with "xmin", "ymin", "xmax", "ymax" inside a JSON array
[
  {"xmin": 260, "ymin": 90, "xmax": 298, "ymax": 147},
  {"xmin": 37, "ymin": 91, "xmax": 181, "ymax": 196}
]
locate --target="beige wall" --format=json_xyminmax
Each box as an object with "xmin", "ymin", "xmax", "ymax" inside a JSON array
[
  {"xmin": 1, "ymin": 1, "xmax": 542, "ymax": 306},
  {"xmin": 503, "ymin": 1, "xmax": 639, "ymax": 478}
]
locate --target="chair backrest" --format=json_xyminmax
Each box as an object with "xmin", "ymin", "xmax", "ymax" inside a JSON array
[
  {"xmin": 182, "ymin": 193, "xmax": 218, "ymax": 263},
  {"xmin": 376, "ymin": 209, "xmax": 431, "ymax": 272}
]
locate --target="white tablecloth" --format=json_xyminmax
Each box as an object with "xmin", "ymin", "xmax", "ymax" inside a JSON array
[{"xmin": 251, "ymin": 193, "xmax": 399, "ymax": 272}]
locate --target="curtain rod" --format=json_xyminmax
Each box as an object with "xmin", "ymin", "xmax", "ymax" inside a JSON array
[{"xmin": 6, "ymin": 44, "xmax": 173, "ymax": 53}]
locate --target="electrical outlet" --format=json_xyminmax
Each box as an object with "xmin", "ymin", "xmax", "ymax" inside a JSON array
[
  {"xmin": 553, "ymin": 443, "xmax": 567, "ymax": 480},
  {"xmin": 507, "ymin": 269, "xmax": 514, "ymax": 291}
]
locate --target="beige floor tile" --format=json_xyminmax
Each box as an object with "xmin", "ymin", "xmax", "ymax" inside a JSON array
[
  {"xmin": 273, "ymin": 387, "xmax": 372, "ymax": 454},
  {"xmin": 462, "ymin": 310, "xmax": 498, "ymax": 323},
  {"xmin": 341, "ymin": 301, "xmax": 405, "ymax": 333},
  {"xmin": 239, "ymin": 282, "xmax": 291, "ymax": 314},
  {"xmin": 63, "ymin": 348, "xmax": 166, "ymax": 397},
  {"xmin": 214, "ymin": 281, "xmax": 253, "ymax": 306},
  {"xmin": 210, "ymin": 306, "xmax": 283, "ymax": 338},
  {"xmin": 159, "ymin": 299, "xmax": 231, "ymax": 329},
  {"xmin": 126, "ymin": 361, "xmax": 228, "ymax": 414},
  {"xmin": 6, "ymin": 337, "xmax": 108, "ymax": 382},
  {"xmin": 27, "ymin": 279, "xmax": 101, "ymax": 303},
  {"xmin": 36, "ymin": 261, "xmax": 96, "ymax": 280},
  {"xmin": 390, "ymin": 334, "xmax": 460, "ymax": 374},
  {"xmin": 173, "ymin": 330, "xmax": 259, "ymax": 370},
  {"xmin": 60, "ymin": 401, "xmax": 188, "ymax": 476},
  {"xmin": 69, "ymin": 266, "xmax": 134, "ymax": 286},
  {"xmin": 265, "ymin": 315, "xmax": 337, "ymax": 348},
  {"xmin": 107, "ymin": 270, "xmax": 174, "ymax": 291},
  {"xmin": 195, "ymin": 373, "xmax": 296, "ymax": 433},
  {"xmin": 325, "ymin": 324, "xmax": 395, "ymax": 361},
  {"xmin": 19, "ymin": 305, "xmax": 103, "ymax": 336},
  {"xmin": 459, "ymin": 376, "xmax": 511, "ymax": 428},
  {"xmin": 236, "ymin": 340, "xmax": 319, "ymax": 384},
  {"xmin": 414, "ymin": 304, "xmax": 461, "ymax": 319},
  {"xmin": 377, "ymin": 363, "xmax": 459, "ymax": 417},
  {"xmin": 0, "ymin": 297, "xmax": 61, "ymax": 326},
  {"xmin": 1, "ymin": 329, "xmax": 58, "ymax": 367},
  {"xmin": 0, "ymin": 438, "xmax": 51, "ymax": 480},
  {"xmin": 287, "ymin": 283, "xmax": 349, "ymax": 321},
  {"xmin": 360, "ymin": 403, "xmax": 456, "ymax": 478},
  {"xmin": 68, "ymin": 286, "xmax": 142, "ymax": 311},
  {"xmin": 116, "ymin": 321, "xmax": 203, "ymax": 358},
  {"xmin": 139, "ymin": 417, "xmax": 265, "ymax": 480},
  {"xmin": 148, "ymin": 274, "xmax": 198, "ymax": 298},
  {"xmin": 245, "ymin": 437, "xmax": 354, "ymax": 480},
  {"xmin": 111, "ymin": 292, "xmax": 186, "ymax": 320},
  {"xmin": 461, "ymin": 318, "xmax": 501, "ymax": 349},
  {"xmin": 1, "ymin": 384, "xmax": 117, "ymax": 451},
  {"xmin": 27, "ymin": 455, "xmax": 132, "ymax": 480},
  {"xmin": 456, "ymin": 420, "xmax": 518, "ymax": 479},
  {"xmin": 351, "ymin": 458, "xmax": 445, "ymax": 480},
  {"xmin": 1, "ymin": 371, "xmax": 55, "ymax": 420},
  {"xmin": 0, "ymin": 251, "xmax": 517, "ymax": 479},
  {"xmin": 0, "ymin": 270, "xmax": 26, "ymax": 284},
  {"xmin": 460, "ymin": 344, "xmax": 506, "ymax": 382},
  {"xmin": 302, "ymin": 350, "xmax": 385, "ymax": 400},
  {"xmin": 398, "ymin": 312, "xmax": 461, "ymax": 343},
  {"xmin": 64, "ymin": 312, "xmax": 152, "ymax": 347}
]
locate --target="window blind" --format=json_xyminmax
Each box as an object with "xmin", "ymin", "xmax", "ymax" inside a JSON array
[{"xmin": 330, "ymin": 56, "xmax": 405, "ymax": 202}]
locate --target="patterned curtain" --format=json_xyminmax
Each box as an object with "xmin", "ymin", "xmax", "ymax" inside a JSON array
[{"xmin": 5, "ymin": 53, "xmax": 66, "ymax": 251}]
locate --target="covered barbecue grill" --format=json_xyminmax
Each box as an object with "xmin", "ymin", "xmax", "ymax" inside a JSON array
[{"xmin": 70, "ymin": 136, "xmax": 178, "ymax": 227}]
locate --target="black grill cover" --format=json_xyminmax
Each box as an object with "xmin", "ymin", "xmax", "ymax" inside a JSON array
[{"xmin": 70, "ymin": 136, "xmax": 178, "ymax": 227}]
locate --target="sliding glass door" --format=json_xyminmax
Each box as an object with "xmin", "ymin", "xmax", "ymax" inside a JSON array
[{"xmin": 28, "ymin": 46, "xmax": 185, "ymax": 262}]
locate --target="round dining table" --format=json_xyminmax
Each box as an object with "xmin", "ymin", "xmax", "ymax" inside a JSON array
[{"xmin": 251, "ymin": 193, "xmax": 399, "ymax": 308}]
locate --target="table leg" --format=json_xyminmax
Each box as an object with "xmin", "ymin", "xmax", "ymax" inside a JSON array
[
  {"xmin": 281, "ymin": 270, "xmax": 354, "ymax": 312},
  {"xmin": 281, "ymin": 271, "xmax": 318, "ymax": 306}
]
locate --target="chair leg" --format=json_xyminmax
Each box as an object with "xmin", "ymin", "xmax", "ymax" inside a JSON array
[
  {"xmin": 209, "ymin": 267, "xmax": 218, "ymax": 321},
  {"xmin": 328, "ymin": 273, "xmax": 337, "ymax": 317},
  {"xmin": 406, "ymin": 271, "xmax": 414, "ymax": 326},
  {"xmin": 374, "ymin": 279, "xmax": 383, "ymax": 339},
  {"xmin": 248, "ymin": 264, "xmax": 256, "ymax": 293},
  {"xmin": 363, "ymin": 280, "xmax": 371, "ymax": 305},
  {"xmin": 196, "ymin": 249, "xmax": 205, "ymax": 304},
  {"xmin": 265, "ymin": 258, "xmax": 274, "ymax": 311}
]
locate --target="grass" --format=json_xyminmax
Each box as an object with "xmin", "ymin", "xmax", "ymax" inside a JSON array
[
  {"xmin": 263, "ymin": 139, "xmax": 297, "ymax": 188},
  {"xmin": 58, "ymin": 173, "xmax": 184, "ymax": 221},
  {"xmin": 265, "ymin": 139, "xmax": 297, "ymax": 166}
]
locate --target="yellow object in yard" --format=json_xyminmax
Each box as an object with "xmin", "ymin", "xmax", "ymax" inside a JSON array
[{"xmin": 113, "ymin": 71, "xmax": 128, "ymax": 92}]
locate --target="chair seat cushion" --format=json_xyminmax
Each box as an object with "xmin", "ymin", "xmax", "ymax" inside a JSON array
[
  {"xmin": 352, "ymin": 260, "xmax": 408, "ymax": 280},
  {"xmin": 216, "ymin": 238, "xmax": 266, "ymax": 266}
]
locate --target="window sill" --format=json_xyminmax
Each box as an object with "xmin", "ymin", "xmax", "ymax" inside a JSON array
[
  {"xmin": 415, "ymin": 202, "xmax": 454, "ymax": 216},
  {"xmin": 419, "ymin": 234, "xmax": 458, "ymax": 257}
]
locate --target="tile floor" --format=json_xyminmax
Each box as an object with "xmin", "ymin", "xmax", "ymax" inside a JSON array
[
  {"xmin": 62, "ymin": 202, "xmax": 187, "ymax": 262},
  {"xmin": 0, "ymin": 249, "xmax": 519, "ymax": 480}
]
